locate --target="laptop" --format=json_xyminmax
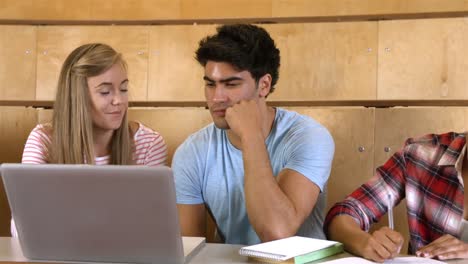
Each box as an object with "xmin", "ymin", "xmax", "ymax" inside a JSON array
[{"xmin": 1, "ymin": 163, "xmax": 202, "ymax": 264}]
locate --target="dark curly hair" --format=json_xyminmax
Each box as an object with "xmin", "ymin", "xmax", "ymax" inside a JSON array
[{"xmin": 195, "ymin": 24, "xmax": 280, "ymax": 94}]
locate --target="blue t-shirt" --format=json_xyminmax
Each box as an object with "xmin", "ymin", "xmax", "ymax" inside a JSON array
[{"xmin": 173, "ymin": 108, "xmax": 334, "ymax": 245}]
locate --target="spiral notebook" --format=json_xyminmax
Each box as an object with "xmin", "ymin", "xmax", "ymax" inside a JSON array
[{"xmin": 239, "ymin": 236, "xmax": 343, "ymax": 264}]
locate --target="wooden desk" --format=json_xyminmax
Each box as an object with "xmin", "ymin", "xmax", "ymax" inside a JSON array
[{"xmin": 1, "ymin": 237, "xmax": 468, "ymax": 264}]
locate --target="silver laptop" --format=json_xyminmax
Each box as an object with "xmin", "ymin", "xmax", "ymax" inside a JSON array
[{"xmin": 1, "ymin": 163, "xmax": 185, "ymax": 264}]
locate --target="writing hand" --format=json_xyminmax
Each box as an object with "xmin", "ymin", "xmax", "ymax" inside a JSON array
[{"xmin": 360, "ymin": 227, "xmax": 404, "ymax": 263}]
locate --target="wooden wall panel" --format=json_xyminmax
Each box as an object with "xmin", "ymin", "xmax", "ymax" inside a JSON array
[
  {"xmin": 0, "ymin": 26, "xmax": 36, "ymax": 100},
  {"xmin": 273, "ymin": 0, "xmax": 384, "ymax": 17},
  {"xmin": 36, "ymin": 26, "xmax": 149, "ymax": 101},
  {"xmin": 374, "ymin": 107, "xmax": 468, "ymax": 253},
  {"xmin": 128, "ymin": 108, "xmax": 211, "ymax": 165},
  {"xmin": 180, "ymin": 0, "xmax": 272, "ymax": 19},
  {"xmin": 0, "ymin": 106, "xmax": 38, "ymax": 236},
  {"xmin": 37, "ymin": 109, "xmax": 52, "ymax": 124},
  {"xmin": 0, "ymin": 0, "xmax": 91, "ymax": 20},
  {"xmin": 287, "ymin": 107, "xmax": 375, "ymax": 210},
  {"xmin": 148, "ymin": 25, "xmax": 216, "ymax": 102},
  {"xmin": 272, "ymin": 0, "xmax": 468, "ymax": 17},
  {"xmin": 2, "ymin": 0, "xmax": 468, "ymax": 21},
  {"xmin": 266, "ymin": 22, "xmax": 377, "ymax": 101},
  {"xmin": 378, "ymin": 18, "xmax": 468, "ymax": 99},
  {"xmin": 375, "ymin": 107, "xmax": 468, "ymax": 162},
  {"xmin": 90, "ymin": 0, "xmax": 180, "ymax": 20},
  {"xmin": 0, "ymin": 109, "xmax": 39, "ymax": 163}
]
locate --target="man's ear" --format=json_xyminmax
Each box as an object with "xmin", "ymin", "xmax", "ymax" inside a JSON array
[{"xmin": 258, "ymin": 74, "xmax": 272, "ymax": 98}]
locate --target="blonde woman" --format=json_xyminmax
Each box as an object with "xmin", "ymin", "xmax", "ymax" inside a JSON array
[{"xmin": 13, "ymin": 43, "xmax": 167, "ymax": 236}]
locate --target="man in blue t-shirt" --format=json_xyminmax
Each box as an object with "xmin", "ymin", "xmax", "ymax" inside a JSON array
[{"xmin": 172, "ymin": 24, "xmax": 335, "ymax": 245}]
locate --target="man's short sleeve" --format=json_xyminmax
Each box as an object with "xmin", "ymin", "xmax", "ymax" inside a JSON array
[
  {"xmin": 172, "ymin": 137, "xmax": 205, "ymax": 205},
  {"xmin": 284, "ymin": 123, "xmax": 335, "ymax": 191}
]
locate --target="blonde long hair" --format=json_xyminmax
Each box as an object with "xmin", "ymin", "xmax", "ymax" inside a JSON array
[{"xmin": 50, "ymin": 43, "xmax": 133, "ymax": 164}]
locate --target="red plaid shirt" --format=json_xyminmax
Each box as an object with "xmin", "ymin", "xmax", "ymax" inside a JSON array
[{"xmin": 325, "ymin": 132, "xmax": 466, "ymax": 254}]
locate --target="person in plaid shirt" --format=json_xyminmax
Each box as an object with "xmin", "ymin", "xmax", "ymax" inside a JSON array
[{"xmin": 325, "ymin": 132, "xmax": 468, "ymax": 262}]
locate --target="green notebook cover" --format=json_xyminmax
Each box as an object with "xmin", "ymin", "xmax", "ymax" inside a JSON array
[{"xmin": 294, "ymin": 242, "xmax": 343, "ymax": 264}]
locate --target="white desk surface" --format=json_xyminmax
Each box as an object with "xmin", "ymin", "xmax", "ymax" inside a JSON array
[{"xmin": 1, "ymin": 237, "xmax": 468, "ymax": 264}]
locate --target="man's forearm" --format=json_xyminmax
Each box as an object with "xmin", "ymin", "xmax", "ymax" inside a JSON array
[
  {"xmin": 177, "ymin": 204, "xmax": 207, "ymax": 237},
  {"xmin": 328, "ymin": 215, "xmax": 371, "ymax": 256},
  {"xmin": 242, "ymin": 134, "xmax": 303, "ymax": 241}
]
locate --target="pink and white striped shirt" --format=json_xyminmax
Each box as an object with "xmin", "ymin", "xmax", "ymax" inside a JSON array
[{"xmin": 21, "ymin": 122, "xmax": 167, "ymax": 166}]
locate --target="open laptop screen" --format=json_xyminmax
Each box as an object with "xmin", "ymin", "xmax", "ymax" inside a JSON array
[{"xmin": 1, "ymin": 164, "xmax": 184, "ymax": 264}]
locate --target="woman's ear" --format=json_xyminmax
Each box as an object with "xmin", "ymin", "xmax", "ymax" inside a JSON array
[{"xmin": 258, "ymin": 74, "xmax": 272, "ymax": 98}]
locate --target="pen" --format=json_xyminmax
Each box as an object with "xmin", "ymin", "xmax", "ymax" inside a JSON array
[{"xmin": 387, "ymin": 193, "xmax": 394, "ymax": 230}]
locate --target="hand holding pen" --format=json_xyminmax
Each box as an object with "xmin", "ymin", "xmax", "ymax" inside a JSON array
[{"xmin": 358, "ymin": 192, "xmax": 404, "ymax": 262}]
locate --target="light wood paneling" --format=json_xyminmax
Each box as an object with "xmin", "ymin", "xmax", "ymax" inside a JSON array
[
  {"xmin": 128, "ymin": 107, "xmax": 212, "ymax": 165},
  {"xmin": 0, "ymin": 26, "xmax": 36, "ymax": 100},
  {"xmin": 2, "ymin": 0, "xmax": 468, "ymax": 21},
  {"xmin": 148, "ymin": 25, "xmax": 216, "ymax": 102},
  {"xmin": 273, "ymin": 0, "xmax": 385, "ymax": 17},
  {"xmin": 0, "ymin": 0, "xmax": 91, "ymax": 20},
  {"xmin": 90, "ymin": 0, "xmax": 180, "ymax": 20},
  {"xmin": 36, "ymin": 26, "xmax": 149, "ymax": 101},
  {"xmin": 0, "ymin": 106, "xmax": 38, "ymax": 236},
  {"xmin": 0, "ymin": 107, "xmax": 38, "ymax": 162},
  {"xmin": 378, "ymin": 17, "xmax": 468, "ymax": 99},
  {"xmin": 37, "ymin": 109, "xmax": 52, "ymax": 124},
  {"xmin": 180, "ymin": 0, "xmax": 272, "ymax": 19},
  {"xmin": 375, "ymin": 107, "xmax": 468, "ymax": 163},
  {"xmin": 266, "ymin": 22, "xmax": 377, "ymax": 101},
  {"xmin": 374, "ymin": 107, "xmax": 468, "ymax": 253},
  {"xmin": 287, "ymin": 107, "xmax": 375, "ymax": 210},
  {"xmin": 272, "ymin": 0, "xmax": 468, "ymax": 17}
]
